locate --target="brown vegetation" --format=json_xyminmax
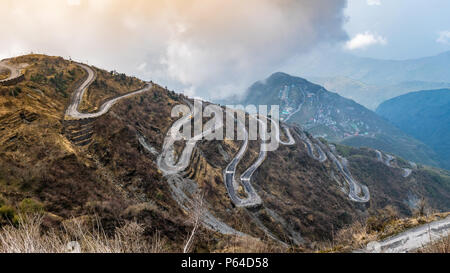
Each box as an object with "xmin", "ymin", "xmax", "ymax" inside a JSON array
[
  {"xmin": 319, "ymin": 210, "xmax": 450, "ymax": 252},
  {"xmin": 0, "ymin": 68, "xmax": 10, "ymax": 81},
  {"xmin": 417, "ymin": 235, "xmax": 450, "ymax": 253},
  {"xmin": 0, "ymin": 213, "xmax": 166, "ymax": 253}
]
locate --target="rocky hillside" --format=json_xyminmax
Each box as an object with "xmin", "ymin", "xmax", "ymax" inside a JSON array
[
  {"xmin": 0, "ymin": 55, "xmax": 449, "ymax": 252},
  {"xmin": 377, "ymin": 89, "xmax": 450, "ymax": 171}
]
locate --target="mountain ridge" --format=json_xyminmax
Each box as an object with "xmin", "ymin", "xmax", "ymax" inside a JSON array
[
  {"xmin": 238, "ymin": 71, "xmax": 441, "ymax": 168},
  {"xmin": 376, "ymin": 89, "xmax": 450, "ymax": 170},
  {"xmin": 288, "ymin": 50, "xmax": 450, "ymax": 109}
]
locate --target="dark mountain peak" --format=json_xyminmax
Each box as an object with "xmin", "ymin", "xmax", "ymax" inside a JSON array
[
  {"xmin": 245, "ymin": 72, "xmax": 324, "ymax": 104},
  {"xmin": 247, "ymin": 72, "xmax": 324, "ymax": 96},
  {"xmin": 268, "ymin": 71, "xmax": 295, "ymax": 80},
  {"xmin": 266, "ymin": 72, "xmax": 310, "ymax": 86},
  {"xmin": 240, "ymin": 71, "xmax": 441, "ymax": 167}
]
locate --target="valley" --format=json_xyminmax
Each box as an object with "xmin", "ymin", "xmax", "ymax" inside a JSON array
[{"xmin": 377, "ymin": 89, "xmax": 450, "ymax": 171}]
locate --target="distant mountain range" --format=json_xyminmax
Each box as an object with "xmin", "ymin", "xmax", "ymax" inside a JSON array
[
  {"xmin": 289, "ymin": 51, "xmax": 450, "ymax": 110},
  {"xmin": 377, "ymin": 89, "xmax": 450, "ymax": 170},
  {"xmin": 237, "ymin": 72, "xmax": 441, "ymax": 167},
  {"xmin": 310, "ymin": 77, "xmax": 450, "ymax": 110}
]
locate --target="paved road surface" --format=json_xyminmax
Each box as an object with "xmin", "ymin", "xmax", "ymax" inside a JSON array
[
  {"xmin": 363, "ymin": 216, "xmax": 450, "ymax": 253},
  {"xmin": 0, "ymin": 61, "xmax": 21, "ymax": 83},
  {"xmin": 375, "ymin": 150, "xmax": 412, "ymax": 178},
  {"xmin": 65, "ymin": 63, "xmax": 152, "ymax": 119},
  {"xmin": 137, "ymin": 134, "xmax": 158, "ymax": 155},
  {"xmin": 224, "ymin": 114, "xmax": 264, "ymax": 208},
  {"xmin": 157, "ymin": 99, "xmax": 223, "ymax": 175},
  {"xmin": 293, "ymin": 128, "xmax": 327, "ymax": 163},
  {"xmin": 327, "ymin": 148, "xmax": 370, "ymax": 203}
]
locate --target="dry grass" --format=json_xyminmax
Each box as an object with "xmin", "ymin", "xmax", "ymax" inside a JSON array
[
  {"xmin": 318, "ymin": 211, "xmax": 450, "ymax": 253},
  {"xmin": 417, "ymin": 235, "xmax": 450, "ymax": 253},
  {"xmin": 0, "ymin": 68, "xmax": 10, "ymax": 80},
  {"xmin": 318, "ymin": 221, "xmax": 376, "ymax": 252},
  {"xmin": 0, "ymin": 213, "xmax": 166, "ymax": 253},
  {"xmin": 214, "ymin": 235, "xmax": 286, "ymax": 253}
]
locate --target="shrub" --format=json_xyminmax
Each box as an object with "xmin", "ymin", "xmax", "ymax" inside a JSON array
[
  {"xmin": 0, "ymin": 214, "xmax": 167, "ymax": 253},
  {"xmin": 30, "ymin": 73, "xmax": 46, "ymax": 84},
  {"xmin": 49, "ymin": 72, "xmax": 67, "ymax": 97},
  {"xmin": 10, "ymin": 87, "xmax": 22, "ymax": 97},
  {"xmin": 366, "ymin": 205, "xmax": 399, "ymax": 233},
  {"xmin": 18, "ymin": 198, "xmax": 44, "ymax": 214},
  {"xmin": 0, "ymin": 205, "xmax": 17, "ymax": 224}
]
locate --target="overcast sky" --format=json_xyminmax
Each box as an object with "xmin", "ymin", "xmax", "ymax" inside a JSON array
[{"xmin": 1, "ymin": 0, "xmax": 449, "ymax": 99}]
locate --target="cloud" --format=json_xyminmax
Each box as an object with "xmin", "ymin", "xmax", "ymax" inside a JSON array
[
  {"xmin": 137, "ymin": 62, "xmax": 147, "ymax": 71},
  {"xmin": 345, "ymin": 32, "xmax": 387, "ymax": 50},
  {"xmin": 437, "ymin": 31, "xmax": 450, "ymax": 45},
  {"xmin": 0, "ymin": 0, "xmax": 348, "ymax": 99},
  {"xmin": 67, "ymin": 0, "xmax": 81, "ymax": 6},
  {"xmin": 366, "ymin": 0, "xmax": 381, "ymax": 6}
]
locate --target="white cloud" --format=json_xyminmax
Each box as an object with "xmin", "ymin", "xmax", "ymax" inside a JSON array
[
  {"xmin": 345, "ymin": 32, "xmax": 387, "ymax": 50},
  {"xmin": 437, "ymin": 31, "xmax": 450, "ymax": 45},
  {"xmin": 0, "ymin": 0, "xmax": 348, "ymax": 99},
  {"xmin": 367, "ymin": 0, "xmax": 381, "ymax": 6},
  {"xmin": 67, "ymin": 0, "xmax": 80, "ymax": 6},
  {"xmin": 137, "ymin": 62, "xmax": 147, "ymax": 71}
]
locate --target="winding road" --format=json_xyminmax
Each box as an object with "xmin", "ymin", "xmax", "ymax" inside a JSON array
[
  {"xmin": 137, "ymin": 133, "xmax": 158, "ymax": 155},
  {"xmin": 157, "ymin": 102, "xmax": 265, "ymax": 207},
  {"xmin": 223, "ymin": 114, "xmax": 266, "ymax": 208},
  {"xmin": 293, "ymin": 128, "xmax": 327, "ymax": 163},
  {"xmin": 158, "ymin": 100, "xmax": 370, "ymax": 208},
  {"xmin": 65, "ymin": 63, "xmax": 152, "ymax": 120},
  {"xmin": 326, "ymin": 146, "xmax": 370, "ymax": 202},
  {"xmin": 157, "ymin": 99, "xmax": 224, "ymax": 175},
  {"xmin": 375, "ymin": 150, "xmax": 413, "ymax": 178},
  {"xmin": 0, "ymin": 61, "xmax": 22, "ymax": 83}
]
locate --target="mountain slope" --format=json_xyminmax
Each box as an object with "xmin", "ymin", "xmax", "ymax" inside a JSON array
[
  {"xmin": 0, "ymin": 55, "xmax": 449, "ymax": 252},
  {"xmin": 240, "ymin": 72, "xmax": 440, "ymax": 167},
  {"xmin": 376, "ymin": 89, "xmax": 450, "ymax": 170}
]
